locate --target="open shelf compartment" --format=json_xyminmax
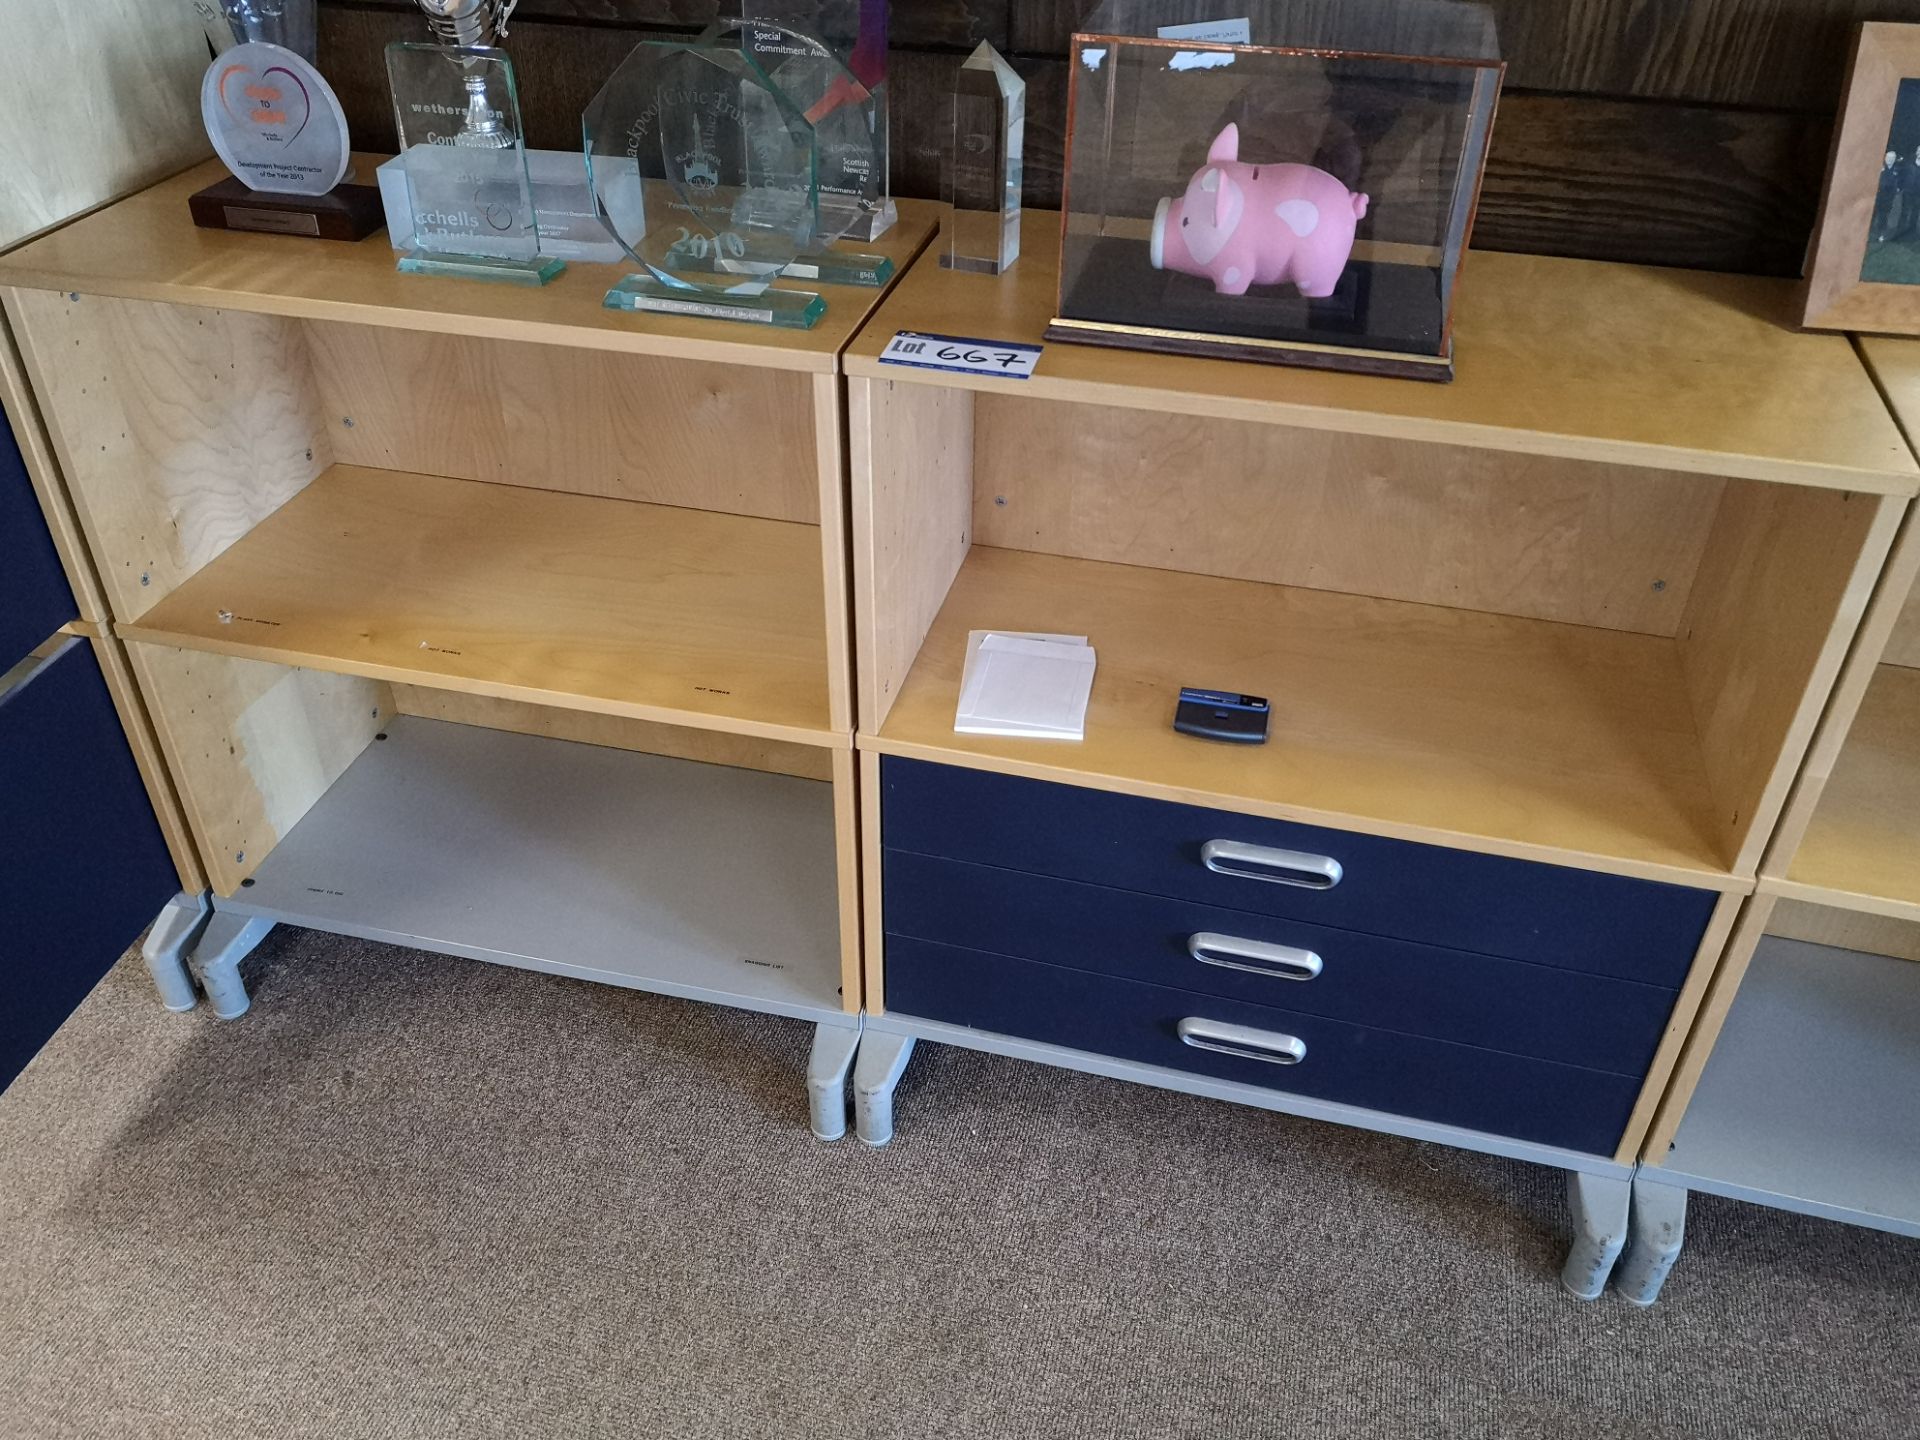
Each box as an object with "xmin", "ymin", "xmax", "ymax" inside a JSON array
[
  {"xmin": 850, "ymin": 294, "xmax": 1907, "ymax": 883},
  {"xmin": 220, "ymin": 713, "xmax": 847, "ymax": 1022},
  {"xmin": 120, "ymin": 464, "xmax": 834, "ymax": 745},
  {"xmin": 1655, "ymin": 930, "xmax": 1920, "ymax": 1239},
  {"xmin": 874, "ymin": 545, "xmax": 1722, "ymax": 881},
  {"xmin": 1782, "ymin": 662, "xmax": 1920, "ymax": 920}
]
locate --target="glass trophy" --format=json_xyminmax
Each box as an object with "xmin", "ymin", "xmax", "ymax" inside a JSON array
[
  {"xmin": 583, "ymin": 39, "xmax": 827, "ymax": 328},
  {"xmin": 190, "ymin": 0, "xmax": 383, "ymax": 238},
  {"xmin": 695, "ymin": 19, "xmax": 891, "ymax": 287},
  {"xmin": 944, "ymin": 42, "xmax": 1024, "ymax": 274},
  {"xmin": 385, "ymin": 43, "xmax": 562, "ymax": 284},
  {"xmin": 738, "ymin": 1, "xmax": 895, "ymax": 242}
]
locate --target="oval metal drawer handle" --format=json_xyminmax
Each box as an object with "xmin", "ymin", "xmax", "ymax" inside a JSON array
[
  {"xmin": 1188, "ymin": 932, "xmax": 1323, "ymax": 981},
  {"xmin": 1176, "ymin": 1017, "xmax": 1307, "ymax": 1066},
  {"xmin": 1201, "ymin": 839, "xmax": 1343, "ymax": 890}
]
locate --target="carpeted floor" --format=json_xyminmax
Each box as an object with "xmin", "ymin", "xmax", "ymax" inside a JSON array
[{"xmin": 1, "ymin": 927, "xmax": 1915, "ymax": 1440}]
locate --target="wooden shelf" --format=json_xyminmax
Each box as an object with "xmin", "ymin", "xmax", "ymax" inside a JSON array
[
  {"xmin": 863, "ymin": 546, "xmax": 1738, "ymax": 888},
  {"xmin": 845, "ymin": 211, "xmax": 1917, "ymax": 493},
  {"xmin": 0, "ymin": 158, "xmax": 938, "ymax": 374},
  {"xmin": 119, "ymin": 465, "xmax": 837, "ymax": 746},
  {"xmin": 224, "ymin": 715, "xmax": 847, "ymax": 1021},
  {"xmin": 1654, "ymin": 936, "xmax": 1920, "ymax": 1240},
  {"xmin": 1776, "ymin": 663, "xmax": 1920, "ymax": 921}
]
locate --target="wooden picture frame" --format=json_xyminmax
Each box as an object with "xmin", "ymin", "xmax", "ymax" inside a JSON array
[{"xmin": 1805, "ymin": 23, "xmax": 1920, "ymax": 333}]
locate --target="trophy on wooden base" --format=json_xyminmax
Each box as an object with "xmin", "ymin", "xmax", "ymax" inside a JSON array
[{"xmin": 189, "ymin": 0, "xmax": 384, "ymax": 239}]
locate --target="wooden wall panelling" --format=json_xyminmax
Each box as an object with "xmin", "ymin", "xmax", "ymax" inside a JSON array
[
  {"xmin": 1613, "ymin": 887, "xmax": 1746, "ymax": 1164},
  {"xmin": 1011, "ymin": 0, "xmax": 1920, "ymax": 111},
  {"xmin": 1473, "ymin": 94, "xmax": 1828, "ymax": 279},
  {"xmin": 971, "ymin": 394, "xmax": 1726, "ymax": 635},
  {"xmin": 317, "ymin": 3, "xmax": 1832, "ymax": 276},
  {"xmin": 390, "ymin": 685, "xmax": 833, "ymax": 780},
  {"xmin": 1678, "ymin": 482, "xmax": 1904, "ymax": 874},
  {"xmin": 304, "ymin": 320, "xmax": 820, "ymax": 522},
  {"xmin": 847, "ymin": 376, "xmax": 974, "ymax": 731},
  {"xmin": 128, "ymin": 645, "xmax": 392, "ymax": 897},
  {"xmin": 88, "ymin": 633, "xmax": 209, "ymax": 893},
  {"xmin": 496, "ymin": 0, "xmax": 1007, "ymax": 46},
  {"xmin": 1764, "ymin": 507, "xmax": 1920, "ymax": 871},
  {"xmin": 3, "ymin": 288, "xmax": 332, "ymax": 622}
]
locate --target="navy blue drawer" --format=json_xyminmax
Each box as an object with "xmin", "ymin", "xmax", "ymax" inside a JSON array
[
  {"xmin": 881, "ymin": 758, "xmax": 1714, "ymax": 986},
  {"xmin": 2, "ymin": 639, "xmax": 178, "ymax": 1092},
  {"xmin": 0, "ymin": 411, "xmax": 76, "ymax": 670},
  {"xmin": 886, "ymin": 936, "xmax": 1639, "ymax": 1155},
  {"xmin": 884, "ymin": 850, "xmax": 1677, "ymax": 1075}
]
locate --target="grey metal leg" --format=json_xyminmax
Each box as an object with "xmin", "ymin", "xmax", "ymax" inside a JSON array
[
  {"xmin": 141, "ymin": 891, "xmax": 211, "ymax": 1012},
  {"xmin": 852, "ymin": 1031, "xmax": 916, "ymax": 1147},
  {"xmin": 1560, "ymin": 1170, "xmax": 1633, "ymax": 1300},
  {"xmin": 1615, "ymin": 1175, "xmax": 1688, "ymax": 1307},
  {"xmin": 188, "ymin": 912, "xmax": 275, "ymax": 1020},
  {"xmin": 806, "ymin": 1020, "xmax": 862, "ymax": 1142}
]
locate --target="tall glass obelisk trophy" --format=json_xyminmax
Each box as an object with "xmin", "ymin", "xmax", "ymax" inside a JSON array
[
  {"xmin": 190, "ymin": 0, "xmax": 383, "ymax": 238},
  {"xmin": 384, "ymin": 0, "xmax": 561, "ymax": 283}
]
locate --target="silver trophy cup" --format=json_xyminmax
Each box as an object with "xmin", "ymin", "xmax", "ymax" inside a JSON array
[{"xmin": 414, "ymin": 0, "xmax": 520, "ymax": 147}]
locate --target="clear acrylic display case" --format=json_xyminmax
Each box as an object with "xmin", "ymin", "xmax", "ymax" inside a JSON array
[{"xmin": 1050, "ymin": 0, "xmax": 1503, "ymax": 380}]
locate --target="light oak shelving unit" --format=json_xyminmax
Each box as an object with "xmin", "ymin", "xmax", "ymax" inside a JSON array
[
  {"xmin": 842, "ymin": 211, "xmax": 1918, "ymax": 1281},
  {"xmin": 0, "ymin": 159, "xmax": 936, "ymax": 1128},
  {"xmin": 1632, "ymin": 336, "xmax": 1920, "ymax": 1292},
  {"xmin": 0, "ymin": 294, "xmax": 206, "ymax": 901}
]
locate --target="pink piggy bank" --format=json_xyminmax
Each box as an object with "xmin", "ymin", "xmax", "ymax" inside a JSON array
[{"xmin": 1149, "ymin": 123, "xmax": 1369, "ymax": 298}]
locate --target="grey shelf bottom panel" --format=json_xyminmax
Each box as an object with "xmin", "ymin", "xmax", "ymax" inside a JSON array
[
  {"xmin": 863, "ymin": 1012, "xmax": 1632, "ymax": 1177},
  {"xmin": 219, "ymin": 715, "xmax": 847, "ymax": 1023},
  {"xmin": 1646, "ymin": 937, "xmax": 1920, "ymax": 1239}
]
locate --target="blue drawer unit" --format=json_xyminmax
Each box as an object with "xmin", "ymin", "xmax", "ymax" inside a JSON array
[
  {"xmin": 881, "ymin": 758, "xmax": 1715, "ymax": 985},
  {"xmin": 884, "ymin": 850, "xmax": 1679, "ymax": 1076},
  {"xmin": 886, "ymin": 937, "xmax": 1643, "ymax": 1156},
  {"xmin": 1, "ymin": 639, "xmax": 178, "ymax": 1091},
  {"xmin": 0, "ymin": 409, "xmax": 75, "ymax": 669}
]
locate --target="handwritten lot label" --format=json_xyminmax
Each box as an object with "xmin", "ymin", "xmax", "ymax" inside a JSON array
[{"xmin": 879, "ymin": 331, "xmax": 1043, "ymax": 379}]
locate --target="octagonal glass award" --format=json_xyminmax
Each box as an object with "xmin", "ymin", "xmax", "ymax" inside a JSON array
[
  {"xmin": 385, "ymin": 42, "xmax": 562, "ymax": 284},
  {"xmin": 584, "ymin": 39, "xmax": 826, "ymax": 327}
]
